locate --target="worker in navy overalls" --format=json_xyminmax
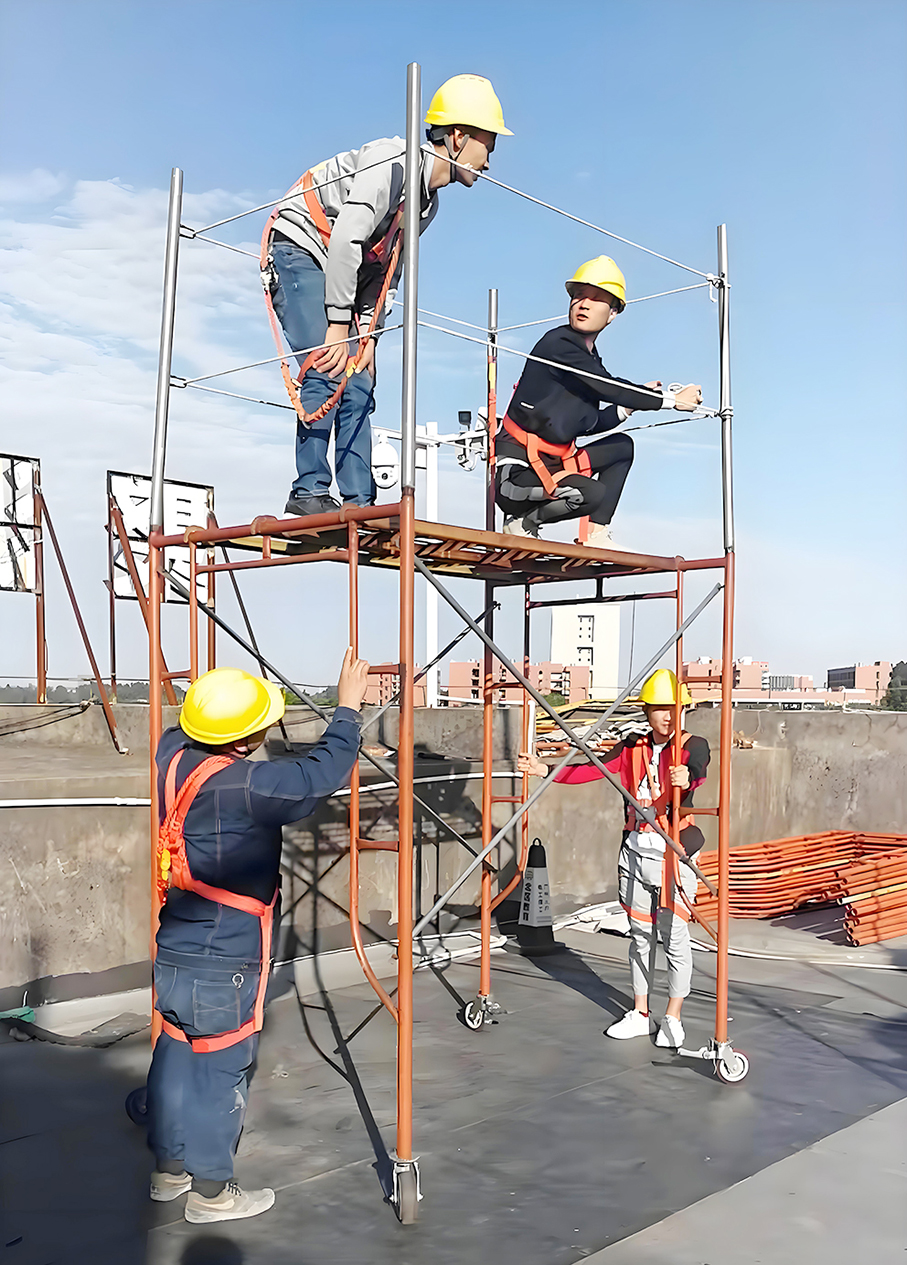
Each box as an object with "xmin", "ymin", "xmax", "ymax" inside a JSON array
[{"xmin": 146, "ymin": 650, "xmax": 368, "ymax": 1224}]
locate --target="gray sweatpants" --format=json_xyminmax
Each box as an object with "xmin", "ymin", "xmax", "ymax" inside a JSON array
[{"xmin": 618, "ymin": 843, "xmax": 697, "ymax": 1000}]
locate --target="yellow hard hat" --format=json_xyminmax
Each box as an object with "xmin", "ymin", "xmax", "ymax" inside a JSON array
[
  {"xmin": 565, "ymin": 256, "xmax": 627, "ymax": 310},
  {"xmin": 633, "ymin": 669, "xmax": 693, "ymax": 707},
  {"xmin": 179, "ymin": 668, "xmax": 285, "ymax": 745},
  {"xmin": 424, "ymin": 74, "xmax": 513, "ymax": 136}
]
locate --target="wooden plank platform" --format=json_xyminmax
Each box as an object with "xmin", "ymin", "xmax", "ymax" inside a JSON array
[{"xmin": 223, "ymin": 513, "xmax": 718, "ymax": 585}]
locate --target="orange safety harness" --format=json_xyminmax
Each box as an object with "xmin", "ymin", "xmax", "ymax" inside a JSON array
[
  {"xmin": 156, "ymin": 752, "xmax": 277, "ymax": 1053},
  {"xmin": 501, "ymin": 413, "xmax": 592, "ymax": 543},
  {"xmin": 623, "ymin": 735, "xmax": 696, "ymax": 922},
  {"xmin": 260, "ymin": 170, "xmax": 404, "ymax": 427}
]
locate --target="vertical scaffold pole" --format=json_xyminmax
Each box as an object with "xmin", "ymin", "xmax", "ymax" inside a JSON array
[
  {"xmin": 485, "ymin": 288, "xmax": 498, "ymax": 532},
  {"xmin": 106, "ymin": 499, "xmax": 117, "ymax": 702},
  {"xmin": 671, "ymin": 565, "xmax": 684, "ymax": 865},
  {"xmin": 424, "ymin": 421, "xmax": 439, "ymax": 707},
  {"xmin": 477, "ymin": 287, "xmax": 499, "ymax": 1008},
  {"xmin": 148, "ymin": 167, "xmax": 183, "ymax": 1042},
  {"xmin": 715, "ymin": 223, "xmax": 735, "ymax": 1046},
  {"xmin": 395, "ymin": 62, "xmax": 420, "ymax": 1216}
]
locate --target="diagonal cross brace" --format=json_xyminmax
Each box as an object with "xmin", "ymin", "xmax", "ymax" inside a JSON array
[
  {"xmin": 162, "ymin": 566, "xmax": 485, "ymax": 864},
  {"xmin": 411, "ymin": 568, "xmax": 723, "ymax": 938}
]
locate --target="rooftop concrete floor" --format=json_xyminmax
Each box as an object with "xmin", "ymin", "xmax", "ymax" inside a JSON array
[{"xmin": 2, "ymin": 925, "xmax": 906, "ymax": 1265}]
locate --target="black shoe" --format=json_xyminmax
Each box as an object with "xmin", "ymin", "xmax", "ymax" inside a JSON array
[{"xmin": 284, "ymin": 494, "xmax": 341, "ymax": 517}]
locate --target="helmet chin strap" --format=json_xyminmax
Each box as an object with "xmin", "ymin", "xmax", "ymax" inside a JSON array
[{"xmin": 444, "ymin": 131, "xmax": 470, "ymax": 185}]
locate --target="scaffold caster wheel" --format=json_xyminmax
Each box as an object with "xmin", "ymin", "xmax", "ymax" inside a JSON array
[
  {"xmin": 397, "ymin": 1167, "xmax": 419, "ymax": 1224},
  {"xmin": 125, "ymin": 1086, "xmax": 148, "ymax": 1126},
  {"xmin": 392, "ymin": 1158, "xmax": 421, "ymax": 1224},
  {"xmin": 716, "ymin": 1050, "xmax": 749, "ymax": 1084},
  {"xmin": 463, "ymin": 1000, "xmax": 485, "ymax": 1031}
]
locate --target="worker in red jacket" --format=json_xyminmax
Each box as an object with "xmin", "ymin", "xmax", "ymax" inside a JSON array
[{"xmin": 520, "ymin": 669, "xmax": 708, "ymax": 1049}]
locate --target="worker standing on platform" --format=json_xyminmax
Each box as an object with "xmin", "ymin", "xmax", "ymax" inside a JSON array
[
  {"xmin": 262, "ymin": 74, "xmax": 512, "ymax": 518},
  {"xmin": 519, "ymin": 669, "xmax": 709, "ymax": 1049},
  {"xmin": 496, "ymin": 257, "xmax": 702, "ymax": 549},
  {"xmin": 146, "ymin": 650, "xmax": 368, "ymax": 1223}
]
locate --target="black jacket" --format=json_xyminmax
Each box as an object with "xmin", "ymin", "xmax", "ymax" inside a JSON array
[{"xmin": 499, "ymin": 325, "xmax": 667, "ymax": 462}]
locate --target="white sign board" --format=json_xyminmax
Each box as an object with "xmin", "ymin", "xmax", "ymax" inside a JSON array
[
  {"xmin": 108, "ymin": 471, "xmax": 214, "ymax": 605},
  {"xmin": 0, "ymin": 454, "xmax": 39, "ymax": 593}
]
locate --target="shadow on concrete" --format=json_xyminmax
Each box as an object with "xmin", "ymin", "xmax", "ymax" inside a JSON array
[
  {"xmin": 180, "ymin": 1236, "xmax": 245, "ymax": 1264},
  {"xmin": 0, "ymin": 1027, "xmax": 153, "ymax": 1265},
  {"xmin": 286, "ymin": 858, "xmax": 395, "ymax": 1202},
  {"xmin": 511, "ymin": 945, "xmax": 630, "ymax": 1021}
]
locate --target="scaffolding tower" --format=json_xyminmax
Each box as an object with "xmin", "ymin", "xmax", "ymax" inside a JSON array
[{"xmin": 145, "ymin": 62, "xmax": 744, "ymax": 1224}]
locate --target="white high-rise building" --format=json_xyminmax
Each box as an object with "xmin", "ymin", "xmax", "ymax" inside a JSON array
[{"xmin": 549, "ymin": 604, "xmax": 620, "ymax": 700}]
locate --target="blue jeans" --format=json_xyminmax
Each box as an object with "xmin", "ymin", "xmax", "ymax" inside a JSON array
[
  {"xmin": 270, "ymin": 241, "xmax": 377, "ymax": 504},
  {"xmin": 146, "ymin": 950, "xmax": 262, "ymax": 1181}
]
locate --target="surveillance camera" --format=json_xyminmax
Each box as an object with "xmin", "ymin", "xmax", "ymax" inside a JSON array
[
  {"xmin": 458, "ymin": 410, "xmax": 472, "ymax": 430},
  {"xmin": 371, "ymin": 434, "xmax": 400, "ymax": 490}
]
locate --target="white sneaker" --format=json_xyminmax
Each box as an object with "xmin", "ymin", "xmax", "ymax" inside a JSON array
[
  {"xmin": 501, "ymin": 515, "xmax": 540, "ymax": 539},
  {"xmin": 185, "ymin": 1181, "xmax": 276, "ymax": 1224},
  {"xmin": 655, "ymin": 1014, "xmax": 685, "ymax": 1049},
  {"xmin": 605, "ymin": 1008, "xmax": 655, "ymax": 1040},
  {"xmin": 585, "ymin": 524, "xmax": 627, "ymax": 552},
  {"xmin": 150, "ymin": 1170, "xmax": 192, "ymax": 1202}
]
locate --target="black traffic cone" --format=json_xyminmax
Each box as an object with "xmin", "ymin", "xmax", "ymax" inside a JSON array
[{"xmin": 516, "ymin": 840, "xmax": 563, "ymax": 956}]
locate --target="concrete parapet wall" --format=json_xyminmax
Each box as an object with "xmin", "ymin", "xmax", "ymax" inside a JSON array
[{"xmin": 0, "ymin": 707, "xmax": 904, "ymax": 994}]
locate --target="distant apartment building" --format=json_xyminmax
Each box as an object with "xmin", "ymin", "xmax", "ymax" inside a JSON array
[
  {"xmin": 683, "ymin": 656, "xmax": 889, "ymax": 707},
  {"xmin": 446, "ymin": 660, "xmax": 591, "ymax": 705},
  {"xmin": 549, "ymin": 603, "xmax": 620, "ymax": 699},
  {"xmin": 364, "ymin": 670, "xmax": 425, "ymax": 708},
  {"xmin": 826, "ymin": 662, "xmax": 891, "ymax": 704}
]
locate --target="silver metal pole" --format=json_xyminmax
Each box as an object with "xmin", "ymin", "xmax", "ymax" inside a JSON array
[
  {"xmin": 400, "ymin": 64, "xmax": 422, "ymax": 492},
  {"xmin": 485, "ymin": 288, "xmax": 498, "ymax": 531},
  {"xmin": 149, "ymin": 167, "xmax": 183, "ymax": 532},
  {"xmin": 424, "ymin": 420, "xmax": 439, "ymax": 706},
  {"xmin": 717, "ymin": 224, "xmax": 734, "ymax": 552}
]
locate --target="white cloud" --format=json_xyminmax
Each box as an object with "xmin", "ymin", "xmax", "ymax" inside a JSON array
[{"xmin": 0, "ymin": 169, "xmax": 67, "ymax": 204}]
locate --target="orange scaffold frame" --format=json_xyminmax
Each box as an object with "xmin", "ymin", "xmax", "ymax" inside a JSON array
[{"xmin": 144, "ymin": 61, "xmax": 743, "ymax": 1225}]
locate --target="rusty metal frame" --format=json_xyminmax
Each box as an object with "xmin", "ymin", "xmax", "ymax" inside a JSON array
[
  {"xmin": 1, "ymin": 454, "xmax": 123, "ymax": 747},
  {"xmin": 143, "ymin": 62, "xmax": 739, "ymax": 1225},
  {"xmin": 1, "ymin": 455, "xmax": 46, "ymax": 703}
]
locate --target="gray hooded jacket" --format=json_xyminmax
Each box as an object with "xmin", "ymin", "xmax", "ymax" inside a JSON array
[{"xmin": 271, "ymin": 137, "xmax": 439, "ymax": 326}]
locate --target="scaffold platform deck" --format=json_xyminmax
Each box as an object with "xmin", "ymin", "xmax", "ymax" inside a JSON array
[{"xmin": 220, "ymin": 511, "xmax": 719, "ymax": 584}]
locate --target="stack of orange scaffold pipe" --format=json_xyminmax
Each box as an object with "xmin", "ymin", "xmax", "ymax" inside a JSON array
[{"xmin": 695, "ymin": 831, "xmax": 907, "ymax": 946}]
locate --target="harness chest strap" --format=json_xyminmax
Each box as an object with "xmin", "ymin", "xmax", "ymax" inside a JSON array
[
  {"xmin": 158, "ymin": 752, "xmax": 277, "ymax": 1053},
  {"xmin": 259, "ymin": 170, "xmax": 403, "ymax": 428},
  {"xmin": 627, "ymin": 736, "xmax": 695, "ymax": 921}
]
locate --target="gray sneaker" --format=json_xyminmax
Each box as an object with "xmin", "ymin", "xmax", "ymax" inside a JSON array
[
  {"xmin": 150, "ymin": 1170, "xmax": 192, "ymax": 1202},
  {"xmin": 185, "ymin": 1181, "xmax": 276, "ymax": 1224},
  {"xmin": 284, "ymin": 493, "xmax": 341, "ymax": 517}
]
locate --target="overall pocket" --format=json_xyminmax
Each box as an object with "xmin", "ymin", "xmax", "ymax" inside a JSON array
[{"xmin": 191, "ymin": 969, "xmax": 260, "ymax": 1037}]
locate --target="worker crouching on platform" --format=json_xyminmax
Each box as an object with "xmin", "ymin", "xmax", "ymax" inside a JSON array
[
  {"xmin": 496, "ymin": 257, "xmax": 702, "ymax": 550},
  {"xmin": 147, "ymin": 651, "xmax": 368, "ymax": 1223},
  {"xmin": 519, "ymin": 669, "xmax": 708, "ymax": 1049},
  {"xmin": 263, "ymin": 74, "xmax": 511, "ymax": 518}
]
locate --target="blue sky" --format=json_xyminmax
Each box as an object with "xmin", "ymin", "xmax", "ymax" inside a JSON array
[{"xmin": 1, "ymin": 0, "xmax": 904, "ymax": 690}]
